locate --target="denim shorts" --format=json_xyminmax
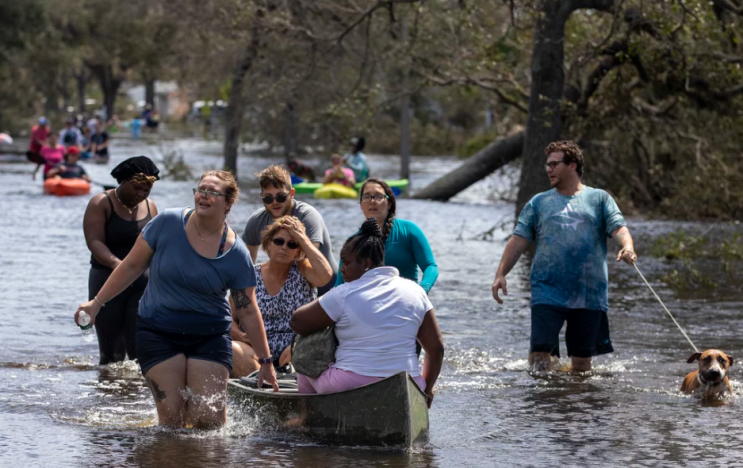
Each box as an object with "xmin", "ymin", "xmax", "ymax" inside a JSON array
[
  {"xmin": 136, "ymin": 325, "xmax": 232, "ymax": 375},
  {"xmin": 530, "ymin": 304, "xmax": 613, "ymax": 358}
]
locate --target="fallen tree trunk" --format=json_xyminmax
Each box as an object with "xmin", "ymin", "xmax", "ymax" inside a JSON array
[{"xmin": 411, "ymin": 132, "xmax": 524, "ymax": 201}]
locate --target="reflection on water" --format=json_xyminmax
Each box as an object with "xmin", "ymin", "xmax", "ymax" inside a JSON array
[{"xmin": 2, "ymin": 137, "xmax": 743, "ymax": 466}]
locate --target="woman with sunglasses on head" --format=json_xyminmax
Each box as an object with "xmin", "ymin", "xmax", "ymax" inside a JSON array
[
  {"xmin": 335, "ymin": 178, "xmax": 439, "ymax": 294},
  {"xmin": 75, "ymin": 170, "xmax": 278, "ymax": 429},
  {"xmin": 82, "ymin": 156, "xmax": 160, "ymax": 365},
  {"xmin": 230, "ymin": 216, "xmax": 332, "ymax": 377}
]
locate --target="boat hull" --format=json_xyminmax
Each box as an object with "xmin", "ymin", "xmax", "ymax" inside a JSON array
[
  {"xmin": 43, "ymin": 178, "xmax": 91, "ymax": 196},
  {"xmin": 227, "ymin": 371, "xmax": 429, "ymax": 447},
  {"xmin": 313, "ymin": 183, "xmax": 358, "ymax": 199}
]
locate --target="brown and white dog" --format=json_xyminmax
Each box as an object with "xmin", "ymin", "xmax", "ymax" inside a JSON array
[{"xmin": 680, "ymin": 349, "xmax": 734, "ymax": 398}]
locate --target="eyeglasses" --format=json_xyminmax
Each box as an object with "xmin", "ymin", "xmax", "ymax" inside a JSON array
[
  {"xmin": 272, "ymin": 237, "xmax": 299, "ymax": 249},
  {"xmin": 193, "ymin": 188, "xmax": 226, "ymax": 200},
  {"xmin": 261, "ymin": 193, "xmax": 289, "ymax": 204},
  {"xmin": 361, "ymin": 194, "xmax": 389, "ymax": 203},
  {"xmin": 544, "ymin": 161, "xmax": 566, "ymax": 170}
]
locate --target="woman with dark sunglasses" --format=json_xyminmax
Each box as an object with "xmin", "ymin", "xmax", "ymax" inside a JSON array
[{"xmin": 230, "ymin": 215, "xmax": 332, "ymax": 377}]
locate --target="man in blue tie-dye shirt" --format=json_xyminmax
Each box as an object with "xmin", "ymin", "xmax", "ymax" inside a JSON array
[{"xmin": 492, "ymin": 141, "xmax": 637, "ymax": 373}]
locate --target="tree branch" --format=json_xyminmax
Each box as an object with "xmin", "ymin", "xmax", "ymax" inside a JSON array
[
  {"xmin": 687, "ymin": 76, "xmax": 743, "ymax": 100},
  {"xmin": 713, "ymin": 0, "xmax": 743, "ymax": 15},
  {"xmin": 565, "ymin": 0, "xmax": 615, "ymax": 14},
  {"xmin": 336, "ymin": 0, "xmax": 421, "ymax": 44},
  {"xmin": 423, "ymin": 72, "xmax": 528, "ymax": 113},
  {"xmin": 632, "ymin": 96, "xmax": 679, "ymax": 117}
]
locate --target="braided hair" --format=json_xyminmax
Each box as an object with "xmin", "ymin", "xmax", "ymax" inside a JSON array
[
  {"xmin": 344, "ymin": 217, "xmax": 385, "ymax": 268},
  {"xmin": 359, "ymin": 178, "xmax": 396, "ymax": 243}
]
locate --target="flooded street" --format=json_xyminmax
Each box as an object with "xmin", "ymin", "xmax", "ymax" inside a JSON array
[{"xmin": 2, "ymin": 136, "xmax": 743, "ymax": 467}]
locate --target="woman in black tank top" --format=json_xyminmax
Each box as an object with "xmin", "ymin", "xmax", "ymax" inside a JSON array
[{"xmin": 83, "ymin": 156, "xmax": 160, "ymax": 364}]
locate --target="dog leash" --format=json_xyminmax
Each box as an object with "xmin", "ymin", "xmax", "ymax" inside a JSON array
[{"xmin": 633, "ymin": 263, "xmax": 700, "ymax": 353}]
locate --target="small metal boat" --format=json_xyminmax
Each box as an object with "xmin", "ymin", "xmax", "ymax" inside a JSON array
[{"xmin": 227, "ymin": 371, "xmax": 429, "ymax": 447}]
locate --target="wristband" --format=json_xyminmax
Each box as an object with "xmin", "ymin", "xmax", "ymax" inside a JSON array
[
  {"xmin": 94, "ymin": 296, "xmax": 106, "ymax": 308},
  {"xmin": 257, "ymin": 356, "xmax": 273, "ymax": 365}
]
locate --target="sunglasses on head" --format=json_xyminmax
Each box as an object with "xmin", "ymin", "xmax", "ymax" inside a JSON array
[
  {"xmin": 261, "ymin": 193, "xmax": 289, "ymax": 204},
  {"xmin": 272, "ymin": 237, "xmax": 299, "ymax": 249}
]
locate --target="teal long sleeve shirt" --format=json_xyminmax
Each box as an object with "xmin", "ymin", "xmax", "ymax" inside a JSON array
[{"xmin": 335, "ymin": 218, "xmax": 439, "ymax": 293}]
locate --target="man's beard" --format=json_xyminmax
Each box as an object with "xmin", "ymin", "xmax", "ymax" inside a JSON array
[{"xmin": 273, "ymin": 200, "xmax": 293, "ymax": 218}]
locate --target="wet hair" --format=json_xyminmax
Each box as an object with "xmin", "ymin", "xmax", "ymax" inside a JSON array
[
  {"xmin": 256, "ymin": 165, "xmax": 292, "ymax": 191},
  {"xmin": 260, "ymin": 215, "xmax": 306, "ymax": 260},
  {"xmin": 200, "ymin": 170, "xmax": 239, "ymax": 213},
  {"xmin": 545, "ymin": 140, "xmax": 584, "ymax": 177},
  {"xmin": 359, "ymin": 178, "xmax": 396, "ymax": 243},
  {"xmin": 344, "ymin": 217, "xmax": 385, "ymax": 268}
]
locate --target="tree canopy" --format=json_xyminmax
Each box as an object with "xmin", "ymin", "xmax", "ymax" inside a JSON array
[{"xmin": 2, "ymin": 0, "xmax": 742, "ymax": 218}]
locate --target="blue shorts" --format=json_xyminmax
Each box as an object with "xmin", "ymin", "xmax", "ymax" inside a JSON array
[
  {"xmin": 530, "ymin": 304, "xmax": 613, "ymax": 358},
  {"xmin": 136, "ymin": 325, "xmax": 232, "ymax": 375}
]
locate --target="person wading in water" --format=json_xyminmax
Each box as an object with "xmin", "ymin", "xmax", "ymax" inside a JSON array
[
  {"xmin": 83, "ymin": 156, "xmax": 160, "ymax": 364},
  {"xmin": 492, "ymin": 141, "xmax": 637, "ymax": 373}
]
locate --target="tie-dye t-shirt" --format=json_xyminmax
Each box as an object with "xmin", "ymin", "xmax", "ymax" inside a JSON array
[{"xmin": 513, "ymin": 186, "xmax": 626, "ymax": 312}]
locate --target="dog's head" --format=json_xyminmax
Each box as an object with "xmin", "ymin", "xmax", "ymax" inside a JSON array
[{"xmin": 687, "ymin": 350, "xmax": 734, "ymax": 385}]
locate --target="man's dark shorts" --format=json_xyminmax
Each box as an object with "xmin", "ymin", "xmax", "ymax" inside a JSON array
[
  {"xmin": 136, "ymin": 325, "xmax": 233, "ymax": 375},
  {"xmin": 530, "ymin": 304, "xmax": 614, "ymax": 358}
]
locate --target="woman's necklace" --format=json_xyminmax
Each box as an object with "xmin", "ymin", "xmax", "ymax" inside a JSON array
[
  {"xmin": 113, "ymin": 187, "xmax": 136, "ymax": 215},
  {"xmin": 192, "ymin": 216, "xmax": 224, "ymax": 241}
]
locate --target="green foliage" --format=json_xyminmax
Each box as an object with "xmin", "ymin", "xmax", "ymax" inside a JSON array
[
  {"xmin": 456, "ymin": 132, "xmax": 498, "ymax": 158},
  {"xmin": 649, "ymin": 229, "xmax": 743, "ymax": 290},
  {"xmin": 651, "ymin": 231, "xmax": 709, "ymax": 261},
  {"xmin": 0, "ymin": 0, "xmax": 45, "ymax": 64}
]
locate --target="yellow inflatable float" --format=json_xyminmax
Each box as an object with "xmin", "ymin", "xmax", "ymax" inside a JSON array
[{"xmin": 313, "ymin": 183, "xmax": 358, "ymax": 199}]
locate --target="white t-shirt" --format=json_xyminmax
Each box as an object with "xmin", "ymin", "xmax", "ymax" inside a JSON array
[{"xmin": 319, "ymin": 267, "xmax": 433, "ymax": 377}]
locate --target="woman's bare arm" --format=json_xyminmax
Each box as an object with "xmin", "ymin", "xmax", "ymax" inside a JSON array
[
  {"xmin": 417, "ymin": 308, "xmax": 444, "ymax": 408},
  {"xmin": 296, "ymin": 245, "xmax": 332, "ymax": 288},
  {"xmin": 75, "ymin": 234, "xmax": 153, "ymax": 325},
  {"xmin": 291, "ymin": 299, "xmax": 335, "ymax": 336},
  {"xmin": 83, "ymin": 193, "xmax": 121, "ymax": 269}
]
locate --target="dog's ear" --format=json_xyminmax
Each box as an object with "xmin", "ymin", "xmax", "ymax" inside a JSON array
[
  {"xmin": 687, "ymin": 353, "xmax": 702, "ymax": 363},
  {"xmin": 728, "ymin": 355, "xmax": 734, "ymax": 366}
]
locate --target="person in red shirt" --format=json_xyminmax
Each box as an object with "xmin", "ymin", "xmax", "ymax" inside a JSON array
[
  {"xmin": 27, "ymin": 117, "xmax": 50, "ymax": 162},
  {"xmin": 33, "ymin": 132, "xmax": 66, "ymax": 180}
]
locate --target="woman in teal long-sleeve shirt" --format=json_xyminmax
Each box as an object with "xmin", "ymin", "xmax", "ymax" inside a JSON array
[{"xmin": 335, "ymin": 178, "xmax": 438, "ymax": 293}]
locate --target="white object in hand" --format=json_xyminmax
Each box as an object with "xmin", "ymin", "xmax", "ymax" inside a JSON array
[{"xmin": 78, "ymin": 311, "xmax": 95, "ymax": 342}]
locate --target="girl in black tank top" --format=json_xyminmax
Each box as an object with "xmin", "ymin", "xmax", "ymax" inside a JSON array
[
  {"xmin": 87, "ymin": 191, "xmax": 155, "ymax": 365},
  {"xmin": 90, "ymin": 192, "xmax": 153, "ymax": 275},
  {"xmin": 84, "ymin": 157, "xmax": 160, "ymax": 365}
]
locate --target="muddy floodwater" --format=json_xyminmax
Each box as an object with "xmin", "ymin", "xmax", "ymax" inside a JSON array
[{"xmin": 2, "ymin": 136, "xmax": 743, "ymax": 467}]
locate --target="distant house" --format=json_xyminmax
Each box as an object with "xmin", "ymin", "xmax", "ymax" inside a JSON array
[{"xmin": 125, "ymin": 81, "xmax": 191, "ymax": 120}]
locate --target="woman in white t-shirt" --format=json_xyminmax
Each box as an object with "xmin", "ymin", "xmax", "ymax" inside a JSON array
[{"xmin": 291, "ymin": 218, "xmax": 444, "ymax": 406}]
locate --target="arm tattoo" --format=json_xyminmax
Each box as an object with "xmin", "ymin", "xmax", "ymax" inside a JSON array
[{"xmin": 231, "ymin": 288, "xmax": 252, "ymax": 309}]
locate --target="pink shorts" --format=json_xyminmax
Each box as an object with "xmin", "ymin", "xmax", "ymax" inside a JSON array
[{"xmin": 297, "ymin": 366, "xmax": 426, "ymax": 394}]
